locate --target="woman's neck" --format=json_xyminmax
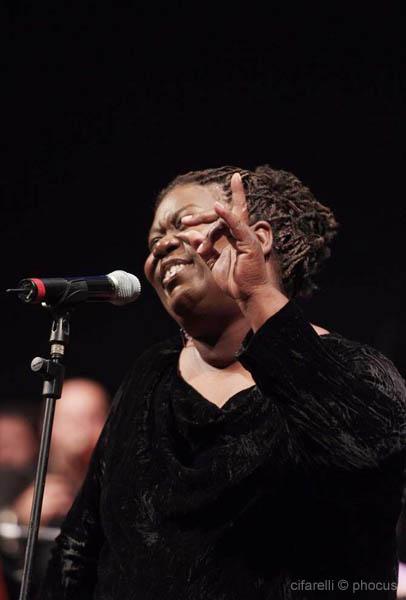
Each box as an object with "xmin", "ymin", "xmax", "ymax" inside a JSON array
[{"xmin": 185, "ymin": 315, "xmax": 251, "ymax": 368}]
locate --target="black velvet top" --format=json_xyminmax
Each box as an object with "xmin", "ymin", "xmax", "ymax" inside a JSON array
[{"xmin": 41, "ymin": 301, "xmax": 406, "ymax": 599}]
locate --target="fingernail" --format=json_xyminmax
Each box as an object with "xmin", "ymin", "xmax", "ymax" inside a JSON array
[
  {"xmin": 181, "ymin": 215, "xmax": 192, "ymax": 221},
  {"xmin": 214, "ymin": 201, "xmax": 224, "ymax": 210},
  {"xmin": 197, "ymin": 243, "xmax": 204, "ymax": 253}
]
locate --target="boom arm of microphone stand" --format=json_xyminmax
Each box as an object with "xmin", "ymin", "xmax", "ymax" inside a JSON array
[{"xmin": 18, "ymin": 305, "xmax": 72, "ymax": 600}]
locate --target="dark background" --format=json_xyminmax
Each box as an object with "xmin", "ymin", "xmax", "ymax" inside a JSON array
[{"xmin": 1, "ymin": 4, "xmax": 404, "ymax": 404}]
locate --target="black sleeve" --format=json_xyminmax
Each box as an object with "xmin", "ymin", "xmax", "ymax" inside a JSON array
[
  {"xmin": 40, "ymin": 372, "xmax": 131, "ymax": 599},
  {"xmin": 237, "ymin": 300, "xmax": 406, "ymax": 470}
]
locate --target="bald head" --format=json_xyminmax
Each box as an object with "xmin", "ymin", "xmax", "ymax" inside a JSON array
[
  {"xmin": 51, "ymin": 378, "xmax": 110, "ymax": 464},
  {"xmin": 57, "ymin": 378, "xmax": 110, "ymax": 419}
]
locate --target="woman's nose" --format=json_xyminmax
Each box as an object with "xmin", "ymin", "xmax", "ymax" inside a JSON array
[
  {"xmin": 152, "ymin": 235, "xmax": 181, "ymax": 258},
  {"xmin": 152, "ymin": 230, "xmax": 206, "ymax": 258}
]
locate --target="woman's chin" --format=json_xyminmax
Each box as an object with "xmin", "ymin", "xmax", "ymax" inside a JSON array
[
  {"xmin": 164, "ymin": 281, "xmax": 207, "ymax": 317},
  {"xmin": 164, "ymin": 283, "xmax": 238, "ymax": 328}
]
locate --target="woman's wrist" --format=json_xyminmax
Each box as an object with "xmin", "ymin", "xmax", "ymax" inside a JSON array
[{"xmin": 238, "ymin": 286, "xmax": 289, "ymax": 333}]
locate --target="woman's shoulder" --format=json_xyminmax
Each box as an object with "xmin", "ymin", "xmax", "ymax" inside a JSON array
[
  {"xmin": 120, "ymin": 335, "xmax": 181, "ymax": 389},
  {"xmin": 321, "ymin": 329, "xmax": 406, "ymax": 400},
  {"xmin": 107, "ymin": 335, "xmax": 182, "ymax": 422},
  {"xmin": 130, "ymin": 334, "xmax": 182, "ymax": 367}
]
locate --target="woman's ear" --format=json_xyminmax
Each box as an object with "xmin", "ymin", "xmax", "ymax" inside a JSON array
[{"xmin": 251, "ymin": 220, "xmax": 274, "ymax": 257}]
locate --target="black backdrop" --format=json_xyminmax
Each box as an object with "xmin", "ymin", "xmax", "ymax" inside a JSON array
[{"xmin": 1, "ymin": 5, "xmax": 404, "ymax": 403}]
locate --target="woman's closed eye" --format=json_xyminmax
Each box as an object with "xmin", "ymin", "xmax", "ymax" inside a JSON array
[
  {"xmin": 149, "ymin": 237, "xmax": 162, "ymax": 250},
  {"xmin": 148, "ymin": 215, "xmax": 195, "ymax": 250},
  {"xmin": 174, "ymin": 216, "xmax": 188, "ymax": 230}
]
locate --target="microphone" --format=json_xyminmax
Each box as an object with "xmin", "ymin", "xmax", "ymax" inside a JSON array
[{"xmin": 6, "ymin": 270, "xmax": 141, "ymax": 306}]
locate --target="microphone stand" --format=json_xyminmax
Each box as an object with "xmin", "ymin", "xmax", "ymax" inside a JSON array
[{"xmin": 18, "ymin": 305, "xmax": 71, "ymax": 600}]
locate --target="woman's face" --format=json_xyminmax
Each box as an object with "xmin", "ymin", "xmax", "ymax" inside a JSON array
[{"xmin": 144, "ymin": 184, "xmax": 240, "ymax": 328}]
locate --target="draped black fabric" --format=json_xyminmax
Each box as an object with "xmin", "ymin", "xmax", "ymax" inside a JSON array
[{"xmin": 41, "ymin": 301, "xmax": 406, "ymax": 599}]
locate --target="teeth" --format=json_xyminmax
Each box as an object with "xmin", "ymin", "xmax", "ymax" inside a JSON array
[{"xmin": 162, "ymin": 263, "xmax": 187, "ymax": 285}]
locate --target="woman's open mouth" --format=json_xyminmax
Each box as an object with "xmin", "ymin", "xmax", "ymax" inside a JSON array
[
  {"xmin": 160, "ymin": 256, "xmax": 216, "ymax": 291},
  {"xmin": 162, "ymin": 262, "xmax": 192, "ymax": 289}
]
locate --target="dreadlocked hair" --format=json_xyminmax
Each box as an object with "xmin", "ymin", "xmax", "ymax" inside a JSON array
[{"xmin": 156, "ymin": 165, "xmax": 339, "ymax": 299}]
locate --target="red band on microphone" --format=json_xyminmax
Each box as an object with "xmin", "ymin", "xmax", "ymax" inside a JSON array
[{"xmin": 30, "ymin": 278, "xmax": 46, "ymax": 303}]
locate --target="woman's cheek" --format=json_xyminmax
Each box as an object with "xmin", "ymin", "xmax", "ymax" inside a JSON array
[{"xmin": 143, "ymin": 254, "xmax": 155, "ymax": 283}]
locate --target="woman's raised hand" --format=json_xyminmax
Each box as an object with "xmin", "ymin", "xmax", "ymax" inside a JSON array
[{"xmin": 182, "ymin": 173, "xmax": 272, "ymax": 304}]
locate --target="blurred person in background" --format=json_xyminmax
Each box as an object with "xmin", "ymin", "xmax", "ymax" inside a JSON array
[
  {"xmin": 0, "ymin": 379, "xmax": 109, "ymax": 599},
  {"xmin": 48, "ymin": 378, "xmax": 111, "ymax": 493},
  {"xmin": 9, "ymin": 378, "xmax": 110, "ymax": 526},
  {"xmin": 13, "ymin": 378, "xmax": 110, "ymax": 525},
  {"xmin": 0, "ymin": 405, "xmax": 38, "ymax": 508},
  {"xmin": 0, "ymin": 404, "xmax": 39, "ymax": 600}
]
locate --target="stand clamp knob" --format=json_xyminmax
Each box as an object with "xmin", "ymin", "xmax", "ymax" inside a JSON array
[{"xmin": 30, "ymin": 357, "xmax": 65, "ymax": 399}]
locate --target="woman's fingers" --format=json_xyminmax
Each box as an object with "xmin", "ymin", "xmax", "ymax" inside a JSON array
[
  {"xmin": 185, "ymin": 172, "xmax": 252, "ymax": 261},
  {"xmin": 182, "ymin": 172, "xmax": 248, "ymax": 228},
  {"xmin": 211, "ymin": 244, "xmax": 233, "ymax": 283},
  {"xmin": 230, "ymin": 173, "xmax": 249, "ymax": 223},
  {"xmin": 214, "ymin": 201, "xmax": 253, "ymax": 243},
  {"xmin": 197, "ymin": 202, "xmax": 255, "ymax": 259},
  {"xmin": 197, "ymin": 218, "xmax": 231, "ymax": 259},
  {"xmin": 181, "ymin": 211, "xmax": 218, "ymax": 225}
]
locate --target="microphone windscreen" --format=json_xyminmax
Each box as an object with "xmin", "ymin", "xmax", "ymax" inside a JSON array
[{"xmin": 107, "ymin": 270, "xmax": 141, "ymax": 305}]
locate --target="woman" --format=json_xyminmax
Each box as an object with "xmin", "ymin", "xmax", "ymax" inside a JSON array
[{"xmin": 42, "ymin": 166, "xmax": 406, "ymax": 599}]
